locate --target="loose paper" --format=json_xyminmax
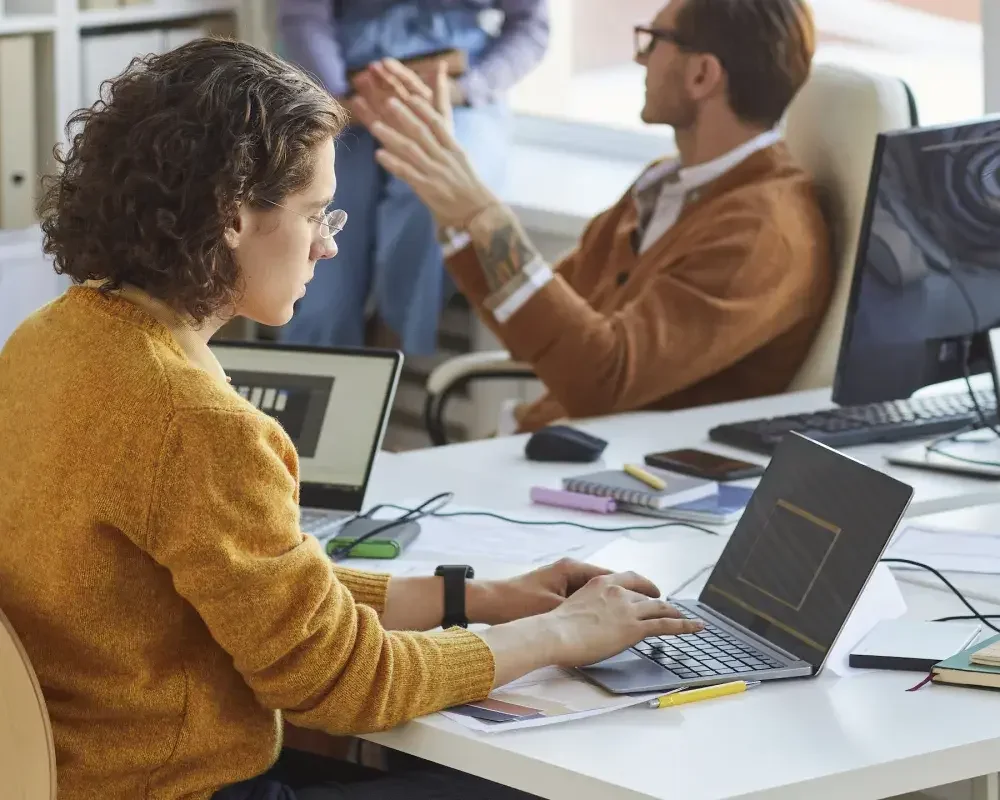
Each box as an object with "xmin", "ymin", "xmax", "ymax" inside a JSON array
[{"xmin": 441, "ymin": 667, "xmax": 656, "ymax": 733}]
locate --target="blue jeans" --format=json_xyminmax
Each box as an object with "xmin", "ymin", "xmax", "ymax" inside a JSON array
[
  {"xmin": 213, "ymin": 747, "xmax": 536, "ymax": 799},
  {"xmin": 283, "ymin": 104, "xmax": 509, "ymax": 354},
  {"xmin": 280, "ymin": 1, "xmax": 509, "ymax": 354}
]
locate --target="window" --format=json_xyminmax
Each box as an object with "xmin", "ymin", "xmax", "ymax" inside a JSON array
[{"xmin": 510, "ymin": 0, "xmax": 985, "ymax": 134}]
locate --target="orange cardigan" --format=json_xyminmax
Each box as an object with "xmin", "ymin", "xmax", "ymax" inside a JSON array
[
  {"xmin": 448, "ymin": 144, "xmax": 832, "ymax": 432},
  {"xmin": 0, "ymin": 287, "xmax": 494, "ymax": 799}
]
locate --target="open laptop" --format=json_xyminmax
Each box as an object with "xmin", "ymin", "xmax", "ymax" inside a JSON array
[
  {"xmin": 209, "ymin": 341, "xmax": 402, "ymax": 539},
  {"xmin": 578, "ymin": 433, "xmax": 914, "ymax": 694}
]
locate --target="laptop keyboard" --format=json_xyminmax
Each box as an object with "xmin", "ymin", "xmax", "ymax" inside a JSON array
[
  {"xmin": 299, "ymin": 509, "xmax": 348, "ymax": 538},
  {"xmin": 631, "ymin": 607, "xmax": 784, "ymax": 679}
]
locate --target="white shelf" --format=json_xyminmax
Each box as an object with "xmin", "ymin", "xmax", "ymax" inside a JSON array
[
  {"xmin": 0, "ymin": 15, "xmax": 58, "ymax": 36},
  {"xmin": 78, "ymin": 0, "xmax": 238, "ymax": 31}
]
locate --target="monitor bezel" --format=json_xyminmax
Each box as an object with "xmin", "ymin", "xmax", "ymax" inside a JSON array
[{"xmin": 832, "ymin": 115, "xmax": 1000, "ymax": 406}]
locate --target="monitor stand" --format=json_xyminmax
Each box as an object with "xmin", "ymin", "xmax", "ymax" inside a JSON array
[{"xmin": 886, "ymin": 429, "xmax": 1000, "ymax": 480}]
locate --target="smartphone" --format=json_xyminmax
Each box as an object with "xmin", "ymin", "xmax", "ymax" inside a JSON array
[{"xmin": 643, "ymin": 448, "xmax": 765, "ymax": 481}]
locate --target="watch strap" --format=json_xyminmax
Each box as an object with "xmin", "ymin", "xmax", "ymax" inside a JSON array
[{"xmin": 435, "ymin": 565, "xmax": 473, "ymax": 629}]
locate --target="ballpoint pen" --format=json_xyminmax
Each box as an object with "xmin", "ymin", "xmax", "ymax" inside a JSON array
[{"xmin": 647, "ymin": 680, "xmax": 761, "ymax": 709}]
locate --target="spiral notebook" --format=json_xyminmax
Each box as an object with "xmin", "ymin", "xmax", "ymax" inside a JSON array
[{"xmin": 562, "ymin": 468, "xmax": 717, "ymax": 510}]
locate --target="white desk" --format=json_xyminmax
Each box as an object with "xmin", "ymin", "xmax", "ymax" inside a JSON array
[
  {"xmin": 360, "ymin": 395, "xmax": 1000, "ymax": 800},
  {"xmin": 371, "ymin": 388, "xmax": 1000, "ymax": 517}
]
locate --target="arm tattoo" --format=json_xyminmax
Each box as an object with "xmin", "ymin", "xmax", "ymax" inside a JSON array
[{"xmin": 467, "ymin": 204, "xmax": 543, "ymax": 293}]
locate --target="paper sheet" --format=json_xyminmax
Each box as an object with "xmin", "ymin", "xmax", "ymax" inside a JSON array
[
  {"xmin": 885, "ymin": 524, "xmax": 1000, "ymax": 575},
  {"xmin": 440, "ymin": 667, "xmax": 656, "ymax": 733},
  {"xmin": 370, "ymin": 509, "xmax": 619, "ymax": 566}
]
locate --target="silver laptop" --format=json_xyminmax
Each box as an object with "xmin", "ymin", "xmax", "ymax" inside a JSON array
[
  {"xmin": 578, "ymin": 433, "xmax": 914, "ymax": 694},
  {"xmin": 209, "ymin": 341, "xmax": 402, "ymax": 540}
]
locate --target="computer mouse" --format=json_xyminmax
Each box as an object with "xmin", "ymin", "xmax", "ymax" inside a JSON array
[{"xmin": 524, "ymin": 424, "xmax": 608, "ymax": 463}]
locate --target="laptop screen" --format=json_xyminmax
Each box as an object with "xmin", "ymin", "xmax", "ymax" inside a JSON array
[
  {"xmin": 697, "ymin": 434, "xmax": 913, "ymax": 669},
  {"xmin": 209, "ymin": 342, "xmax": 400, "ymax": 506}
]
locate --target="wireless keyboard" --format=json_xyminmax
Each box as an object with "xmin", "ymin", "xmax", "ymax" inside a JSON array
[{"xmin": 708, "ymin": 389, "xmax": 998, "ymax": 454}]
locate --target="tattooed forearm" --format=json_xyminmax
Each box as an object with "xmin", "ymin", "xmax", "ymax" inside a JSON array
[{"xmin": 466, "ymin": 203, "xmax": 543, "ymax": 293}]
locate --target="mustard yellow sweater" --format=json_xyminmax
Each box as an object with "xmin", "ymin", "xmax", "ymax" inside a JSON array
[{"xmin": 0, "ymin": 286, "xmax": 495, "ymax": 799}]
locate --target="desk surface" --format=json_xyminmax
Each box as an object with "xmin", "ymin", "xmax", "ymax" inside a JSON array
[
  {"xmin": 362, "ymin": 390, "xmax": 1000, "ymax": 800},
  {"xmin": 370, "ymin": 388, "xmax": 1000, "ymax": 518}
]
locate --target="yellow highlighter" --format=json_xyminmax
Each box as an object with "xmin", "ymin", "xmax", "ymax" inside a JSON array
[
  {"xmin": 647, "ymin": 680, "xmax": 760, "ymax": 709},
  {"xmin": 624, "ymin": 463, "xmax": 666, "ymax": 491}
]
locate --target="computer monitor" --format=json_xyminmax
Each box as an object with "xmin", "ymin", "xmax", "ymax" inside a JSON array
[{"xmin": 833, "ymin": 117, "xmax": 1000, "ymax": 406}]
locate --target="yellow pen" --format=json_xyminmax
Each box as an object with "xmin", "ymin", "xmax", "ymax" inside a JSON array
[
  {"xmin": 624, "ymin": 463, "xmax": 666, "ymax": 491},
  {"xmin": 647, "ymin": 680, "xmax": 760, "ymax": 709}
]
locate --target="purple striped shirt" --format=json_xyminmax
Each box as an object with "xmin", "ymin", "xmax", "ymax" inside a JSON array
[{"xmin": 277, "ymin": 0, "xmax": 549, "ymax": 106}]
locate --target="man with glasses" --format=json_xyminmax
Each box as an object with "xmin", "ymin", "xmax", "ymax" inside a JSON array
[{"xmin": 356, "ymin": 0, "xmax": 830, "ymax": 432}]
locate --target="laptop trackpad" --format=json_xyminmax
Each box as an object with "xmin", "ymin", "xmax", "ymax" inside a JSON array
[{"xmin": 578, "ymin": 650, "xmax": 673, "ymax": 695}]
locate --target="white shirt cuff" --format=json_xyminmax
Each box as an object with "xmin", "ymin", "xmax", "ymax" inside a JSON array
[{"xmin": 489, "ymin": 259, "xmax": 553, "ymax": 324}]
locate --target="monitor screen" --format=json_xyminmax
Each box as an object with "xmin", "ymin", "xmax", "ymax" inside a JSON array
[
  {"xmin": 698, "ymin": 434, "xmax": 912, "ymax": 669},
  {"xmin": 210, "ymin": 343, "xmax": 400, "ymax": 493},
  {"xmin": 834, "ymin": 118, "xmax": 1000, "ymax": 405}
]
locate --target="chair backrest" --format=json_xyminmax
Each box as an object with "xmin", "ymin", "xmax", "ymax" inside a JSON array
[
  {"xmin": 784, "ymin": 63, "xmax": 918, "ymax": 391},
  {"xmin": 0, "ymin": 607, "xmax": 56, "ymax": 799}
]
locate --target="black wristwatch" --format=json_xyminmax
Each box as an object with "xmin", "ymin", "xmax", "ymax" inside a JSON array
[{"xmin": 434, "ymin": 565, "xmax": 474, "ymax": 629}]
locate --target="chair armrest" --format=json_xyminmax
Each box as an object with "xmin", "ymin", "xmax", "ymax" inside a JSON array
[{"xmin": 424, "ymin": 351, "xmax": 537, "ymax": 446}]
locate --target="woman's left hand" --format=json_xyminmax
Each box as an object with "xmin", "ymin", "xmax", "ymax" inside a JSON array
[
  {"xmin": 353, "ymin": 59, "xmax": 498, "ymax": 229},
  {"xmin": 469, "ymin": 559, "xmax": 658, "ymax": 626}
]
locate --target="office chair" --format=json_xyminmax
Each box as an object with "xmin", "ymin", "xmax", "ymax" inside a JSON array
[
  {"xmin": 424, "ymin": 63, "xmax": 920, "ymax": 446},
  {"xmin": 784, "ymin": 64, "xmax": 918, "ymax": 390},
  {"xmin": 0, "ymin": 605, "xmax": 57, "ymax": 799}
]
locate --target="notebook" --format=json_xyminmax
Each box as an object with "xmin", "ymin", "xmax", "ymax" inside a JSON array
[
  {"xmin": 562, "ymin": 468, "xmax": 717, "ymax": 511},
  {"xmin": 931, "ymin": 633, "xmax": 1000, "ymax": 689},
  {"xmin": 970, "ymin": 637, "xmax": 1000, "ymax": 667},
  {"xmin": 660, "ymin": 484, "xmax": 754, "ymax": 524}
]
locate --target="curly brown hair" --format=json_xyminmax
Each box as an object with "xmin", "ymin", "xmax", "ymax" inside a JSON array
[{"xmin": 39, "ymin": 37, "xmax": 348, "ymax": 322}]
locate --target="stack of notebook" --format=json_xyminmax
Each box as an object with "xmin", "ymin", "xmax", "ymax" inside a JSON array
[
  {"xmin": 562, "ymin": 467, "xmax": 718, "ymax": 518},
  {"xmin": 932, "ymin": 633, "xmax": 1000, "ymax": 689}
]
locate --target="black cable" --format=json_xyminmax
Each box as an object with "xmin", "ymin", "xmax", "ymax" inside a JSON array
[
  {"xmin": 937, "ymin": 267, "xmax": 1000, "ymax": 436},
  {"xmin": 880, "ymin": 556, "xmax": 1000, "ymax": 634},
  {"xmin": 371, "ymin": 502, "xmax": 721, "ymax": 537},
  {"xmin": 934, "ymin": 613, "xmax": 1000, "ymax": 623}
]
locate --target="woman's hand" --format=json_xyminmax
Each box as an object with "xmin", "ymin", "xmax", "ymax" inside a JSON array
[
  {"xmin": 543, "ymin": 572, "xmax": 703, "ymax": 668},
  {"xmin": 480, "ymin": 571, "xmax": 704, "ymax": 687},
  {"xmin": 468, "ymin": 558, "xmax": 647, "ymax": 625},
  {"xmin": 353, "ymin": 58, "xmax": 498, "ymax": 228}
]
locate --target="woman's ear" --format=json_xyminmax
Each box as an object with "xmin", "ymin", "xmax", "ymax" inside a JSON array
[{"xmin": 224, "ymin": 207, "xmax": 248, "ymax": 250}]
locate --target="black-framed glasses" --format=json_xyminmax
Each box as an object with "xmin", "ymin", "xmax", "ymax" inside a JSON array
[
  {"xmin": 261, "ymin": 199, "xmax": 348, "ymax": 239},
  {"xmin": 634, "ymin": 25, "xmax": 688, "ymax": 58}
]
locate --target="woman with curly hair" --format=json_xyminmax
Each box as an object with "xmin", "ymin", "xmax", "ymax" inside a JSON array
[{"xmin": 0, "ymin": 37, "xmax": 697, "ymax": 800}]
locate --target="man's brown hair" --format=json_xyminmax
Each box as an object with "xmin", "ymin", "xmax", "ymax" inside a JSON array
[
  {"xmin": 674, "ymin": 0, "xmax": 816, "ymax": 128},
  {"xmin": 39, "ymin": 38, "xmax": 347, "ymax": 323}
]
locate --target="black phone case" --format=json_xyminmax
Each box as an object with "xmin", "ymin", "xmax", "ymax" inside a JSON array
[{"xmin": 643, "ymin": 454, "xmax": 764, "ymax": 482}]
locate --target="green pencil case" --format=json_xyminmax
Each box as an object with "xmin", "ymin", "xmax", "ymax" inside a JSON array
[{"xmin": 325, "ymin": 518, "xmax": 421, "ymax": 559}]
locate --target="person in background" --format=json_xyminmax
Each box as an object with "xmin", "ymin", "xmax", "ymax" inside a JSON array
[
  {"xmin": 0, "ymin": 38, "xmax": 699, "ymax": 800},
  {"xmin": 355, "ymin": 0, "xmax": 832, "ymax": 431},
  {"xmin": 277, "ymin": 0, "xmax": 549, "ymax": 354}
]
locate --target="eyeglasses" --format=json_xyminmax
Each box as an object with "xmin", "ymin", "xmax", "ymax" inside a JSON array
[
  {"xmin": 261, "ymin": 199, "xmax": 348, "ymax": 239},
  {"xmin": 634, "ymin": 25, "xmax": 688, "ymax": 58}
]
